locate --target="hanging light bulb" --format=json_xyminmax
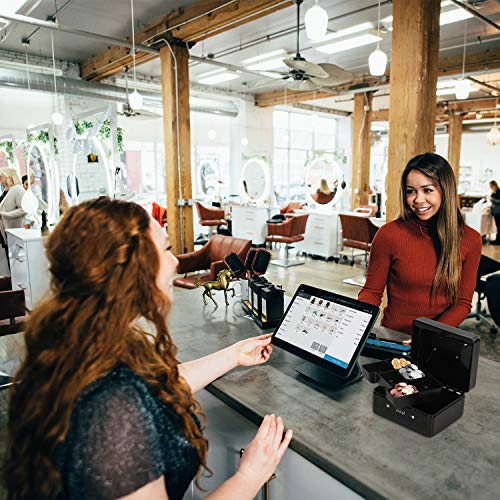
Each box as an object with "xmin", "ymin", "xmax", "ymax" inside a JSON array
[
  {"xmin": 241, "ymin": 136, "xmax": 249, "ymax": 147},
  {"xmin": 368, "ymin": 0, "xmax": 387, "ymax": 76},
  {"xmin": 52, "ymin": 111, "xmax": 63, "ymax": 125},
  {"xmin": 487, "ymin": 126, "xmax": 500, "ymax": 146},
  {"xmin": 129, "ymin": 88, "xmax": 143, "ymax": 109},
  {"xmin": 208, "ymin": 129, "xmax": 217, "ymax": 141},
  {"xmin": 369, "ymin": 47, "xmax": 387, "ymax": 76},
  {"xmin": 304, "ymin": 1, "xmax": 328, "ymax": 42},
  {"xmin": 475, "ymin": 112, "xmax": 483, "ymax": 120},
  {"xmin": 455, "ymin": 79, "xmax": 470, "ymax": 100}
]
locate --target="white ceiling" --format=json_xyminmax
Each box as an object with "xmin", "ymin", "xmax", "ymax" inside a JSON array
[{"xmin": 0, "ymin": 0, "xmax": 499, "ymax": 112}]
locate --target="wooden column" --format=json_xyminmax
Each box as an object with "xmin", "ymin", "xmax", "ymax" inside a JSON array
[
  {"xmin": 160, "ymin": 44, "xmax": 194, "ymax": 255},
  {"xmin": 386, "ymin": 0, "xmax": 440, "ymax": 221},
  {"xmin": 351, "ymin": 92, "xmax": 373, "ymax": 208},
  {"xmin": 448, "ymin": 113, "xmax": 463, "ymax": 181}
]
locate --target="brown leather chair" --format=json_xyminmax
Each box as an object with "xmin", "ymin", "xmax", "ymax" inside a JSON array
[
  {"xmin": 265, "ymin": 214, "xmax": 309, "ymax": 267},
  {"xmin": 0, "ymin": 276, "xmax": 26, "ymax": 337},
  {"xmin": 280, "ymin": 202, "xmax": 303, "ymax": 215},
  {"xmin": 339, "ymin": 214, "xmax": 379, "ymax": 286},
  {"xmin": 0, "ymin": 276, "xmax": 26, "ymax": 391},
  {"xmin": 195, "ymin": 201, "xmax": 227, "ymax": 236},
  {"xmin": 174, "ymin": 234, "xmax": 252, "ymax": 289}
]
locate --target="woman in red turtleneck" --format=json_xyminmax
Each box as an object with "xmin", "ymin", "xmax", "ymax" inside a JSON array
[{"xmin": 358, "ymin": 153, "xmax": 482, "ymax": 334}]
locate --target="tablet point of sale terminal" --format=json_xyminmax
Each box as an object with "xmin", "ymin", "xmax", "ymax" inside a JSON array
[{"xmin": 271, "ymin": 284, "xmax": 379, "ymax": 390}]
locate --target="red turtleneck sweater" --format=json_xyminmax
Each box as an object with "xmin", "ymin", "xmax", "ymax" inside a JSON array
[{"xmin": 358, "ymin": 218, "xmax": 482, "ymax": 334}]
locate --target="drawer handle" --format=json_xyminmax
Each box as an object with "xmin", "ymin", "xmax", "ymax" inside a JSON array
[
  {"xmin": 15, "ymin": 243, "xmax": 24, "ymax": 250},
  {"xmin": 17, "ymin": 283, "xmax": 27, "ymax": 290},
  {"xmin": 16, "ymin": 257, "xmax": 26, "ymax": 262}
]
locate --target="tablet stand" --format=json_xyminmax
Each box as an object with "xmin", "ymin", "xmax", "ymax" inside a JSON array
[{"xmin": 296, "ymin": 361, "xmax": 363, "ymax": 390}]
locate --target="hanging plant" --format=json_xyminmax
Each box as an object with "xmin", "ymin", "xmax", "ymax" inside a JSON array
[
  {"xmin": 305, "ymin": 150, "xmax": 347, "ymax": 167},
  {"xmin": 22, "ymin": 130, "xmax": 59, "ymax": 156},
  {"xmin": 0, "ymin": 140, "xmax": 14, "ymax": 162},
  {"xmin": 73, "ymin": 118, "xmax": 124, "ymax": 153}
]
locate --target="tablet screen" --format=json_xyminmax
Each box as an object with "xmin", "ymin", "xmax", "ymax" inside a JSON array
[{"xmin": 272, "ymin": 284, "xmax": 379, "ymax": 377}]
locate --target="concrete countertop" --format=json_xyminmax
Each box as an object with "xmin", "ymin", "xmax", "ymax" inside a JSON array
[{"xmin": 170, "ymin": 288, "xmax": 500, "ymax": 500}]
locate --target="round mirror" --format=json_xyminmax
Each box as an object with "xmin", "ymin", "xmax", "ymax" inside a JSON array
[
  {"xmin": 306, "ymin": 157, "xmax": 343, "ymax": 207},
  {"xmin": 197, "ymin": 157, "xmax": 219, "ymax": 196},
  {"xmin": 71, "ymin": 137, "xmax": 113, "ymax": 203},
  {"xmin": 26, "ymin": 142, "xmax": 53, "ymax": 219},
  {"xmin": 240, "ymin": 158, "xmax": 270, "ymax": 202}
]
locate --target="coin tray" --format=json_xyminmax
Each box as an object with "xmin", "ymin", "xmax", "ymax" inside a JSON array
[
  {"xmin": 362, "ymin": 318, "xmax": 480, "ymax": 437},
  {"xmin": 362, "ymin": 359, "xmax": 443, "ymax": 409}
]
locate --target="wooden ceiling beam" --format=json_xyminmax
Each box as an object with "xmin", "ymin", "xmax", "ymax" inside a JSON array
[
  {"xmin": 293, "ymin": 103, "xmax": 351, "ymax": 116},
  {"xmin": 255, "ymin": 47, "xmax": 500, "ymax": 108},
  {"xmin": 445, "ymin": 97, "xmax": 499, "ymax": 113},
  {"xmin": 81, "ymin": 0, "xmax": 294, "ymax": 81}
]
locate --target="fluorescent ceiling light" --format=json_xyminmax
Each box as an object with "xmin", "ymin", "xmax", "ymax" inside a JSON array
[
  {"xmin": 436, "ymin": 79, "xmax": 458, "ymax": 89},
  {"xmin": 316, "ymin": 33, "xmax": 381, "ymax": 55},
  {"xmin": 246, "ymin": 57, "xmax": 288, "ymax": 71},
  {"xmin": 197, "ymin": 69, "xmax": 240, "ymax": 85},
  {"xmin": 258, "ymin": 71, "xmax": 283, "ymax": 79},
  {"xmin": 380, "ymin": 3, "xmax": 473, "ymax": 29},
  {"xmin": 440, "ymin": 8, "xmax": 473, "ymax": 25},
  {"xmin": 0, "ymin": 0, "xmax": 29, "ymax": 16},
  {"xmin": 314, "ymin": 22, "xmax": 374, "ymax": 43},
  {"xmin": 243, "ymin": 49, "xmax": 287, "ymax": 65},
  {"xmin": 436, "ymin": 87, "xmax": 457, "ymax": 96}
]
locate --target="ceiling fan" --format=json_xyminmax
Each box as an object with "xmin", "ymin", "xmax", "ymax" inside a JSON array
[
  {"xmin": 117, "ymin": 68, "xmax": 162, "ymax": 119},
  {"xmin": 270, "ymin": 0, "xmax": 355, "ymax": 91}
]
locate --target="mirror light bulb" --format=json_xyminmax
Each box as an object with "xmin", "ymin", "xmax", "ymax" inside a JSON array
[
  {"xmin": 208, "ymin": 129, "xmax": 217, "ymax": 141},
  {"xmin": 129, "ymin": 89, "xmax": 143, "ymax": 109},
  {"xmin": 368, "ymin": 47, "xmax": 388, "ymax": 76},
  {"xmin": 52, "ymin": 111, "xmax": 63, "ymax": 125},
  {"xmin": 304, "ymin": 1, "xmax": 328, "ymax": 42},
  {"xmin": 455, "ymin": 79, "xmax": 470, "ymax": 100},
  {"xmin": 241, "ymin": 137, "xmax": 249, "ymax": 147}
]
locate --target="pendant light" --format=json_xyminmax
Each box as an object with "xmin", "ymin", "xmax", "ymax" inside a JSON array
[
  {"xmin": 128, "ymin": 0, "xmax": 143, "ymax": 109},
  {"xmin": 50, "ymin": 32, "xmax": 63, "ymax": 125},
  {"xmin": 455, "ymin": 18, "xmax": 470, "ymax": 100},
  {"xmin": 368, "ymin": 0, "xmax": 387, "ymax": 76},
  {"xmin": 305, "ymin": 0, "xmax": 328, "ymax": 42},
  {"xmin": 487, "ymin": 100, "xmax": 500, "ymax": 146}
]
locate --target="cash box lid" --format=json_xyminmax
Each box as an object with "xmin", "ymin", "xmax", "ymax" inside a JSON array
[{"xmin": 411, "ymin": 318, "xmax": 480, "ymax": 393}]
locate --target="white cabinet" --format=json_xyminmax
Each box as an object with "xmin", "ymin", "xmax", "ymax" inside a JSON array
[
  {"xmin": 296, "ymin": 211, "xmax": 339, "ymax": 260},
  {"xmin": 7, "ymin": 228, "xmax": 49, "ymax": 311},
  {"xmin": 231, "ymin": 205, "xmax": 278, "ymax": 245},
  {"xmin": 187, "ymin": 390, "xmax": 361, "ymax": 500}
]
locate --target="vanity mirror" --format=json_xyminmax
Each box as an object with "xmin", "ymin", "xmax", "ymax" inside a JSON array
[
  {"xmin": 305, "ymin": 157, "xmax": 343, "ymax": 207},
  {"xmin": 240, "ymin": 158, "xmax": 270, "ymax": 203}
]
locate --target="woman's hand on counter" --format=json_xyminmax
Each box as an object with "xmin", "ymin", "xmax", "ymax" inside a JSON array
[
  {"xmin": 232, "ymin": 333, "xmax": 273, "ymax": 367},
  {"xmin": 206, "ymin": 414, "xmax": 293, "ymax": 499},
  {"xmin": 236, "ymin": 414, "xmax": 293, "ymax": 494}
]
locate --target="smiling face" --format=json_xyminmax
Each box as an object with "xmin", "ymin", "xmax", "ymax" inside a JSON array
[
  {"xmin": 405, "ymin": 169, "xmax": 442, "ymax": 221},
  {"xmin": 149, "ymin": 217, "xmax": 179, "ymax": 300}
]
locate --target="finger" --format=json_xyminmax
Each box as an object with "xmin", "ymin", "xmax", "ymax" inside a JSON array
[
  {"xmin": 265, "ymin": 414, "xmax": 277, "ymax": 441},
  {"xmin": 277, "ymin": 429, "xmax": 293, "ymax": 459},
  {"xmin": 256, "ymin": 333, "xmax": 273, "ymax": 340},
  {"xmin": 273, "ymin": 416, "xmax": 284, "ymax": 449},
  {"xmin": 256, "ymin": 414, "xmax": 271, "ymax": 439}
]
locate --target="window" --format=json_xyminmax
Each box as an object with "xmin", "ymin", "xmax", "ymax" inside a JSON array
[{"xmin": 273, "ymin": 109, "xmax": 338, "ymax": 203}]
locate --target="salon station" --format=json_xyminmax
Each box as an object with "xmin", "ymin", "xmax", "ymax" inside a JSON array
[{"xmin": 1, "ymin": 1, "xmax": 500, "ymax": 499}]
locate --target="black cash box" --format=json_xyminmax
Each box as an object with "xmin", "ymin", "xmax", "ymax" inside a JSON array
[{"xmin": 362, "ymin": 318, "xmax": 480, "ymax": 437}]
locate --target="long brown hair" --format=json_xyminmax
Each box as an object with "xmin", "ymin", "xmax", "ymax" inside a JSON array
[
  {"xmin": 399, "ymin": 153, "xmax": 464, "ymax": 303},
  {"xmin": 3, "ymin": 197, "xmax": 208, "ymax": 499}
]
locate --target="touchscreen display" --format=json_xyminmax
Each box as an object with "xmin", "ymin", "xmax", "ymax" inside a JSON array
[{"xmin": 274, "ymin": 288, "xmax": 374, "ymax": 369}]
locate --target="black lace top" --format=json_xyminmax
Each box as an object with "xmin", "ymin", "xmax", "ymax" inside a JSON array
[{"xmin": 57, "ymin": 366, "xmax": 200, "ymax": 500}]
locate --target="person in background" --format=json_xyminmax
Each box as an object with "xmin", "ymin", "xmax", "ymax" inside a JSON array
[
  {"xmin": 22, "ymin": 172, "xmax": 70, "ymax": 217},
  {"xmin": 489, "ymin": 180, "xmax": 500, "ymax": 245},
  {"xmin": 358, "ymin": 153, "xmax": 482, "ymax": 335},
  {"xmin": 22, "ymin": 172, "xmax": 49, "ymax": 213},
  {"xmin": 3, "ymin": 197, "xmax": 292, "ymax": 500},
  {"xmin": 0, "ymin": 168, "xmax": 26, "ymax": 250}
]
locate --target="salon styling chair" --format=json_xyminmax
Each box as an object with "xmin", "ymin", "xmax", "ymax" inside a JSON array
[
  {"xmin": 339, "ymin": 214, "xmax": 379, "ymax": 287},
  {"xmin": 173, "ymin": 235, "xmax": 251, "ymax": 289},
  {"xmin": 151, "ymin": 202, "xmax": 167, "ymax": 228},
  {"xmin": 486, "ymin": 273, "xmax": 500, "ymax": 331},
  {"xmin": 266, "ymin": 214, "xmax": 309, "ymax": 267},
  {"xmin": 466, "ymin": 255, "xmax": 500, "ymax": 334},
  {"xmin": 280, "ymin": 202, "xmax": 303, "ymax": 215},
  {"xmin": 194, "ymin": 201, "xmax": 227, "ymax": 241}
]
